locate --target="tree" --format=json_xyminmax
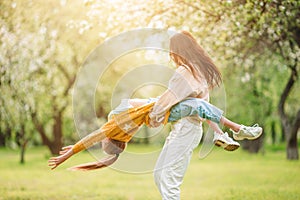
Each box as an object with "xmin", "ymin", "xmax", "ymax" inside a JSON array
[
  {"xmin": 218, "ymin": 0, "xmax": 300, "ymax": 159},
  {"xmin": 0, "ymin": 0, "xmax": 89, "ymax": 155}
]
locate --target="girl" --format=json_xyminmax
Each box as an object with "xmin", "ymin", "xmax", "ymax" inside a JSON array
[
  {"xmin": 48, "ymin": 97, "xmax": 261, "ymax": 171},
  {"xmin": 47, "ymin": 97, "xmax": 226, "ymax": 170},
  {"xmin": 148, "ymin": 31, "xmax": 262, "ymax": 200}
]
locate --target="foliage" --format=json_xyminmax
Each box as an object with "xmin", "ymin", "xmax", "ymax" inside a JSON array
[
  {"xmin": 0, "ymin": 0, "xmax": 89, "ymax": 154},
  {"xmin": 143, "ymin": 0, "xmax": 300, "ymax": 157}
]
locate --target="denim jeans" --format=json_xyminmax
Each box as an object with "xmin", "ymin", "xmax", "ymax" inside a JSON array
[
  {"xmin": 168, "ymin": 98, "xmax": 223, "ymax": 124},
  {"xmin": 109, "ymin": 98, "xmax": 223, "ymax": 124}
]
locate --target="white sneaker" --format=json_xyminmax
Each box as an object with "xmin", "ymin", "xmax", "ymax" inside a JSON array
[
  {"xmin": 213, "ymin": 132, "xmax": 240, "ymax": 151},
  {"xmin": 231, "ymin": 124, "xmax": 263, "ymax": 141}
]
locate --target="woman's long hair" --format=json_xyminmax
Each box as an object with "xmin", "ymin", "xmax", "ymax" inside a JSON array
[
  {"xmin": 169, "ymin": 31, "xmax": 222, "ymax": 88},
  {"xmin": 69, "ymin": 138, "xmax": 126, "ymax": 171}
]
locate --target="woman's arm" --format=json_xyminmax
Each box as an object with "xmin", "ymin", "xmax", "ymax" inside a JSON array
[{"xmin": 149, "ymin": 66, "xmax": 202, "ymax": 127}]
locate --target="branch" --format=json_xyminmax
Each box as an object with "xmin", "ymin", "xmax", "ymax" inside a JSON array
[
  {"xmin": 31, "ymin": 111, "xmax": 52, "ymax": 147},
  {"xmin": 57, "ymin": 63, "xmax": 71, "ymax": 82},
  {"xmin": 175, "ymin": 0, "xmax": 220, "ymax": 19},
  {"xmin": 59, "ymin": 56, "xmax": 78, "ymax": 112},
  {"xmin": 145, "ymin": 7, "xmax": 172, "ymax": 25}
]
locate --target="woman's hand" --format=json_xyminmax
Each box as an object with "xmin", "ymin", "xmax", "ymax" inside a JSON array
[
  {"xmin": 148, "ymin": 112, "xmax": 164, "ymax": 128},
  {"xmin": 149, "ymin": 119, "xmax": 162, "ymax": 128},
  {"xmin": 48, "ymin": 145, "xmax": 74, "ymax": 170}
]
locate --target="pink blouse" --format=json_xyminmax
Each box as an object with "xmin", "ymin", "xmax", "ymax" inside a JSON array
[{"xmin": 149, "ymin": 65, "xmax": 209, "ymax": 125}]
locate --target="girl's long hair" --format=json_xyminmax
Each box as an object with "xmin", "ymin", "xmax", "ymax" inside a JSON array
[
  {"xmin": 169, "ymin": 31, "xmax": 222, "ymax": 88},
  {"xmin": 69, "ymin": 138, "xmax": 126, "ymax": 171}
]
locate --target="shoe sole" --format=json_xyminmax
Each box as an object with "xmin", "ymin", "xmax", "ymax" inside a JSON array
[
  {"xmin": 214, "ymin": 140, "xmax": 240, "ymax": 151},
  {"xmin": 233, "ymin": 129, "xmax": 263, "ymax": 141}
]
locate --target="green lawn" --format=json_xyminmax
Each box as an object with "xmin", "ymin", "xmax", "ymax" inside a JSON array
[{"xmin": 0, "ymin": 145, "xmax": 299, "ymax": 200}]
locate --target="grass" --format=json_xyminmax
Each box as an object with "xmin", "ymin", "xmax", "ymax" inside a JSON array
[{"xmin": 0, "ymin": 145, "xmax": 299, "ymax": 200}]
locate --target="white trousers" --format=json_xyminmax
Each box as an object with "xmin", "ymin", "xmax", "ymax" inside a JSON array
[{"xmin": 154, "ymin": 118, "xmax": 203, "ymax": 200}]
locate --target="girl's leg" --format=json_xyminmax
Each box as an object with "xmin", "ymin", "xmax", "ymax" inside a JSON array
[
  {"xmin": 219, "ymin": 117, "xmax": 241, "ymax": 132},
  {"xmin": 170, "ymin": 98, "xmax": 262, "ymax": 141},
  {"xmin": 207, "ymin": 120, "xmax": 240, "ymax": 151},
  {"xmin": 168, "ymin": 98, "xmax": 223, "ymax": 124},
  {"xmin": 220, "ymin": 116, "xmax": 263, "ymax": 140},
  {"xmin": 207, "ymin": 120, "xmax": 223, "ymax": 134}
]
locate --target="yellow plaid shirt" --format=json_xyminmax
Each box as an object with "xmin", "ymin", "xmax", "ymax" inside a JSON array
[{"xmin": 72, "ymin": 102, "xmax": 170, "ymax": 153}]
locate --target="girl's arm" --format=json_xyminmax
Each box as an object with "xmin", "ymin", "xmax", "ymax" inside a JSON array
[
  {"xmin": 48, "ymin": 99, "xmax": 149, "ymax": 170},
  {"xmin": 128, "ymin": 99, "xmax": 149, "ymax": 107},
  {"xmin": 48, "ymin": 128, "xmax": 106, "ymax": 170}
]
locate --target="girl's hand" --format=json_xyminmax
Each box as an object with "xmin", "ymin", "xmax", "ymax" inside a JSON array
[
  {"xmin": 48, "ymin": 145, "xmax": 74, "ymax": 170},
  {"xmin": 59, "ymin": 145, "xmax": 73, "ymax": 155}
]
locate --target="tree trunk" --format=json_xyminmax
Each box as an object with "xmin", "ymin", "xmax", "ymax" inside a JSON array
[
  {"xmin": 271, "ymin": 121, "xmax": 276, "ymax": 144},
  {"xmin": 241, "ymin": 130, "xmax": 264, "ymax": 153},
  {"xmin": 278, "ymin": 69, "xmax": 299, "ymax": 160},
  {"xmin": 280, "ymin": 125, "xmax": 285, "ymax": 142},
  {"xmin": 0, "ymin": 126, "xmax": 11, "ymax": 147},
  {"xmin": 287, "ymin": 135, "xmax": 298, "ymax": 160},
  {"xmin": 31, "ymin": 108, "xmax": 65, "ymax": 155},
  {"xmin": 0, "ymin": 133, "xmax": 4, "ymax": 146},
  {"xmin": 20, "ymin": 139, "xmax": 28, "ymax": 164},
  {"xmin": 287, "ymin": 110, "xmax": 300, "ymax": 159},
  {"xmin": 51, "ymin": 112, "xmax": 63, "ymax": 155},
  {"xmin": 19, "ymin": 124, "xmax": 28, "ymax": 164}
]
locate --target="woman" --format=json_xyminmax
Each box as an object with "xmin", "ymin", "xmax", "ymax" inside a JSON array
[{"xmin": 148, "ymin": 31, "xmax": 261, "ymax": 200}]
